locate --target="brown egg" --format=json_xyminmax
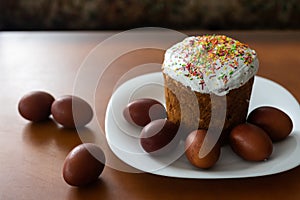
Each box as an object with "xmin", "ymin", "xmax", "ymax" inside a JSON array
[
  {"xmin": 247, "ymin": 106, "xmax": 293, "ymax": 142},
  {"xmin": 51, "ymin": 95, "xmax": 93, "ymax": 128},
  {"xmin": 62, "ymin": 143, "xmax": 105, "ymax": 187},
  {"xmin": 140, "ymin": 119, "xmax": 178, "ymax": 155},
  {"xmin": 230, "ymin": 123, "xmax": 273, "ymax": 161},
  {"xmin": 18, "ymin": 91, "xmax": 55, "ymax": 122},
  {"xmin": 185, "ymin": 130, "xmax": 221, "ymax": 169},
  {"xmin": 123, "ymin": 98, "xmax": 167, "ymax": 127}
]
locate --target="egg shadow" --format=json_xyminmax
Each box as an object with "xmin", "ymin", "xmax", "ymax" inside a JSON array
[
  {"xmin": 22, "ymin": 118, "xmax": 96, "ymax": 152},
  {"xmin": 55, "ymin": 125, "xmax": 96, "ymax": 151},
  {"xmin": 22, "ymin": 119, "xmax": 59, "ymax": 147},
  {"xmin": 66, "ymin": 179, "xmax": 109, "ymax": 200}
]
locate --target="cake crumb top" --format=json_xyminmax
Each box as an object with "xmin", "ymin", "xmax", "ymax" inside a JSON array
[{"xmin": 162, "ymin": 35, "xmax": 259, "ymax": 95}]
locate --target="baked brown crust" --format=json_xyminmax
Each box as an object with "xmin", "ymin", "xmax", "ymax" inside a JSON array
[{"xmin": 164, "ymin": 73, "xmax": 254, "ymax": 144}]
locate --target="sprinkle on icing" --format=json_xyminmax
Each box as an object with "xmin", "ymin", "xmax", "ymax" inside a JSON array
[{"xmin": 162, "ymin": 35, "xmax": 259, "ymax": 95}]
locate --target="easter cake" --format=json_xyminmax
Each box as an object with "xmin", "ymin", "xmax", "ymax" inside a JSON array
[{"xmin": 162, "ymin": 35, "xmax": 259, "ymax": 144}]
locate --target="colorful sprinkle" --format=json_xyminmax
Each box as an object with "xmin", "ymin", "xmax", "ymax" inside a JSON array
[
  {"xmin": 163, "ymin": 35, "xmax": 258, "ymax": 94},
  {"xmin": 168, "ymin": 35, "xmax": 256, "ymax": 84}
]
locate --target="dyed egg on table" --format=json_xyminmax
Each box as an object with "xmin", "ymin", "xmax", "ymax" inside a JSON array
[
  {"xmin": 62, "ymin": 143, "xmax": 106, "ymax": 187},
  {"xmin": 51, "ymin": 95, "xmax": 93, "ymax": 128},
  {"xmin": 18, "ymin": 91, "xmax": 55, "ymax": 122}
]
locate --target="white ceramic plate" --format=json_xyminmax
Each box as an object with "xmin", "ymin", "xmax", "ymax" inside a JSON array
[{"xmin": 105, "ymin": 72, "xmax": 300, "ymax": 179}]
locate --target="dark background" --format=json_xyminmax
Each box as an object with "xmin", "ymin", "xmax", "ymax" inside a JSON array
[{"xmin": 1, "ymin": 0, "xmax": 300, "ymax": 30}]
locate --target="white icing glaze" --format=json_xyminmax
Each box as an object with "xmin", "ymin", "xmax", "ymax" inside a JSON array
[{"xmin": 162, "ymin": 35, "xmax": 259, "ymax": 95}]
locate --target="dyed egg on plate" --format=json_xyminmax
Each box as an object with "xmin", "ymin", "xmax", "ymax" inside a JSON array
[
  {"xmin": 230, "ymin": 123, "xmax": 273, "ymax": 161},
  {"xmin": 185, "ymin": 129, "xmax": 221, "ymax": 169},
  {"xmin": 247, "ymin": 106, "xmax": 293, "ymax": 142},
  {"xmin": 123, "ymin": 98, "xmax": 167, "ymax": 127},
  {"xmin": 140, "ymin": 119, "xmax": 179, "ymax": 155}
]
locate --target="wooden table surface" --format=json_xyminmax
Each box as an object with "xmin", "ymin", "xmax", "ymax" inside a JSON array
[{"xmin": 0, "ymin": 30, "xmax": 300, "ymax": 200}]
